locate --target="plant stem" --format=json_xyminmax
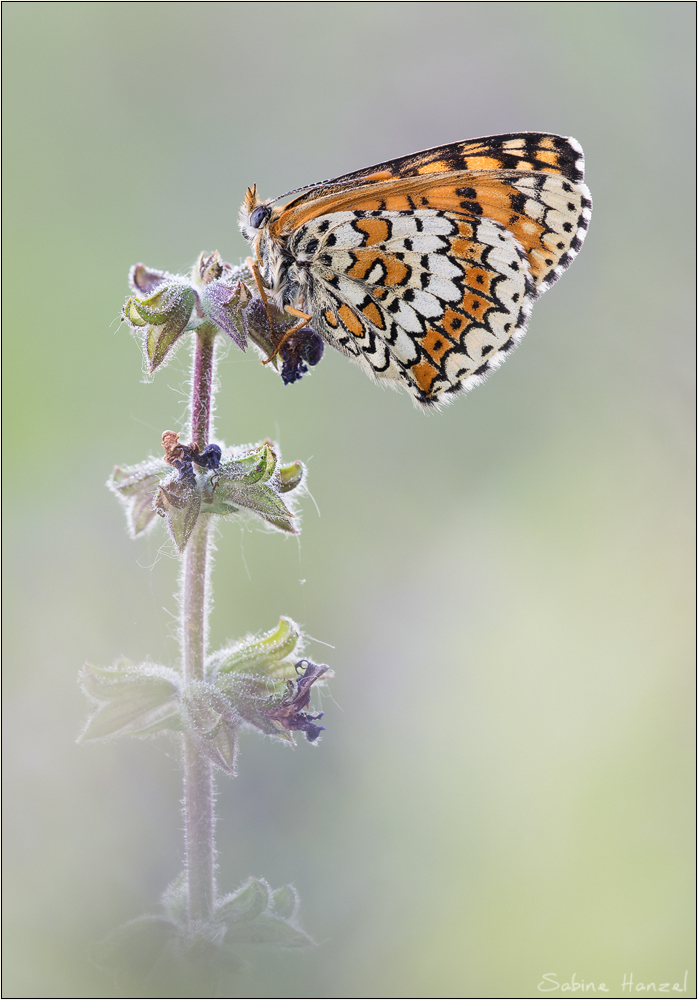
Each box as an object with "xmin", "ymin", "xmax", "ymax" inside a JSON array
[
  {"xmin": 190, "ymin": 324, "xmax": 217, "ymax": 451},
  {"xmin": 182, "ymin": 326, "xmax": 218, "ymax": 926}
]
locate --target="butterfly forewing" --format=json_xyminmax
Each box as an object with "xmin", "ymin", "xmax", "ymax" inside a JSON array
[{"xmin": 279, "ymin": 133, "xmax": 586, "ymax": 206}]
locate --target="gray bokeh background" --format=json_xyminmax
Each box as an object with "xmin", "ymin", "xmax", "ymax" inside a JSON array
[{"xmin": 3, "ymin": 3, "xmax": 694, "ymax": 997}]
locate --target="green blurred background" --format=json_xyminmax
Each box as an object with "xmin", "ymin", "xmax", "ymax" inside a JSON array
[{"xmin": 2, "ymin": 3, "xmax": 694, "ymax": 997}]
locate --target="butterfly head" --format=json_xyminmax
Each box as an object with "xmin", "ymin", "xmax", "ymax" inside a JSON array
[{"xmin": 238, "ymin": 184, "xmax": 276, "ymax": 243}]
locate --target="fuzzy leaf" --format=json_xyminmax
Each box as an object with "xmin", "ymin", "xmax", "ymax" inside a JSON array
[
  {"xmin": 155, "ymin": 477, "xmax": 201, "ymax": 551},
  {"xmin": 123, "ymin": 297, "xmax": 149, "ymax": 327},
  {"xmin": 216, "ymin": 442, "xmax": 276, "ymax": 485},
  {"xmin": 78, "ymin": 661, "xmax": 180, "ymax": 741},
  {"xmin": 129, "ymin": 263, "xmax": 168, "ymax": 296},
  {"xmin": 108, "ymin": 465, "xmax": 165, "ymax": 493},
  {"xmin": 270, "ymin": 884, "xmax": 299, "ymax": 921},
  {"xmin": 108, "ymin": 461, "xmax": 167, "ymax": 536},
  {"xmin": 207, "ymin": 617, "xmax": 303, "ymax": 678},
  {"xmin": 123, "ymin": 282, "xmax": 197, "ymax": 373},
  {"xmin": 210, "ymin": 482, "xmax": 296, "ymax": 532},
  {"xmin": 129, "ymin": 282, "xmax": 194, "ymax": 326},
  {"xmin": 161, "ymin": 872, "xmax": 189, "ymax": 928},
  {"xmin": 225, "ymin": 914, "xmax": 314, "ymax": 949},
  {"xmin": 215, "ymin": 878, "xmax": 270, "ymax": 926},
  {"xmin": 202, "ymin": 278, "xmax": 248, "ymax": 350},
  {"xmin": 214, "ymin": 673, "xmax": 295, "ymax": 742},
  {"xmin": 277, "ymin": 461, "xmax": 304, "ymax": 493},
  {"xmin": 144, "ymin": 314, "xmax": 189, "ymax": 372},
  {"xmin": 94, "ymin": 914, "xmax": 177, "ymax": 978},
  {"xmin": 180, "ymin": 681, "xmax": 239, "ymax": 775}
]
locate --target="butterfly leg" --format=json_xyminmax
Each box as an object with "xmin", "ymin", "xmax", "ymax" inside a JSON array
[
  {"xmin": 260, "ymin": 307, "xmax": 313, "ymax": 366},
  {"xmin": 245, "ymin": 256, "xmax": 273, "ymax": 317},
  {"xmin": 244, "ymin": 255, "xmax": 313, "ymax": 365}
]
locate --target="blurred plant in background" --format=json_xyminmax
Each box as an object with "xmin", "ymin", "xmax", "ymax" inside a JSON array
[{"xmin": 78, "ymin": 253, "xmax": 329, "ymax": 992}]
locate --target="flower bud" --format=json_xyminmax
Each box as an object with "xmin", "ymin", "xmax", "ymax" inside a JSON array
[
  {"xmin": 108, "ymin": 459, "xmax": 169, "ymax": 537},
  {"xmin": 180, "ymin": 681, "xmax": 240, "ymax": 775},
  {"xmin": 195, "ymin": 252, "xmax": 249, "ymax": 351},
  {"xmin": 123, "ymin": 279, "xmax": 197, "ymax": 373}
]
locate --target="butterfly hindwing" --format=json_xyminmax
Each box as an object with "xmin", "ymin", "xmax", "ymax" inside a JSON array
[{"xmin": 289, "ymin": 209, "xmax": 534, "ymax": 405}]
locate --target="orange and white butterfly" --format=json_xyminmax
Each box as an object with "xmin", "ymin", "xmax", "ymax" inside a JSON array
[{"xmin": 239, "ymin": 132, "xmax": 591, "ymax": 407}]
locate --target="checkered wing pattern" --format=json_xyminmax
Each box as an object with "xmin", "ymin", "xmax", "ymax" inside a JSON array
[{"xmin": 241, "ymin": 133, "xmax": 591, "ymax": 406}]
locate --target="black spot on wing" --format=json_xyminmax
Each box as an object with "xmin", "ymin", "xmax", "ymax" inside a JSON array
[
  {"xmin": 510, "ymin": 192, "xmax": 527, "ymax": 213},
  {"xmin": 459, "ymin": 200, "xmax": 483, "ymax": 215}
]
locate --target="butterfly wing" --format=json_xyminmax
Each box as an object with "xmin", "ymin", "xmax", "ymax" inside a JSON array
[
  {"xmin": 288, "ymin": 209, "xmax": 535, "ymax": 406},
  {"xmin": 280, "ymin": 132, "xmax": 586, "ymax": 202},
  {"xmin": 277, "ymin": 165, "xmax": 590, "ymax": 297},
  {"xmin": 255, "ymin": 133, "xmax": 591, "ymax": 405}
]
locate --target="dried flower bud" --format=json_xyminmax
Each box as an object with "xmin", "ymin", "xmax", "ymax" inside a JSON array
[{"xmin": 259, "ymin": 660, "xmax": 328, "ymax": 742}]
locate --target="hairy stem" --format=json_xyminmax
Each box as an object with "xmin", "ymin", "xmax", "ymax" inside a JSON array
[
  {"xmin": 190, "ymin": 324, "xmax": 217, "ymax": 451},
  {"xmin": 182, "ymin": 327, "xmax": 217, "ymax": 925}
]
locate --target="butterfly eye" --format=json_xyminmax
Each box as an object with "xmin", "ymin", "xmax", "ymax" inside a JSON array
[{"xmin": 250, "ymin": 205, "xmax": 271, "ymax": 229}]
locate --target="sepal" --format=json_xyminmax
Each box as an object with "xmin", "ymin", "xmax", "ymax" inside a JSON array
[
  {"xmin": 123, "ymin": 280, "xmax": 198, "ymax": 373},
  {"xmin": 206, "ymin": 616, "xmax": 303, "ymax": 678},
  {"xmin": 180, "ymin": 681, "xmax": 240, "ymax": 776},
  {"xmin": 79, "ymin": 623, "xmax": 330, "ymax": 757},
  {"xmin": 108, "ymin": 460, "xmax": 168, "ymax": 537},
  {"xmin": 196, "ymin": 251, "xmax": 249, "ymax": 350},
  {"xmin": 78, "ymin": 659, "xmax": 181, "ymax": 741},
  {"xmin": 213, "ymin": 878, "xmax": 313, "ymax": 949},
  {"xmin": 154, "ymin": 473, "xmax": 202, "ymax": 552},
  {"xmin": 205, "ymin": 441, "xmax": 305, "ymax": 535}
]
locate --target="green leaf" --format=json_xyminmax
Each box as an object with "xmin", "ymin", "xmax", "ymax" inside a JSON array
[
  {"xmin": 270, "ymin": 884, "xmax": 299, "ymax": 921},
  {"xmin": 213, "ymin": 482, "xmax": 296, "ymax": 531},
  {"xmin": 131, "ymin": 283, "xmax": 195, "ymax": 325},
  {"xmin": 161, "ymin": 872, "xmax": 189, "ymax": 928},
  {"xmin": 145, "ymin": 316, "xmax": 188, "ymax": 373},
  {"xmin": 225, "ymin": 913, "xmax": 314, "ymax": 949},
  {"xmin": 180, "ymin": 682, "xmax": 239, "ymax": 775},
  {"xmin": 216, "ymin": 442, "xmax": 276, "ymax": 485},
  {"xmin": 155, "ymin": 478, "xmax": 201, "ymax": 552},
  {"xmin": 215, "ymin": 878, "xmax": 270, "ymax": 926},
  {"xmin": 213, "ymin": 673, "xmax": 295, "ymax": 742},
  {"xmin": 277, "ymin": 460, "xmax": 304, "ymax": 493},
  {"xmin": 78, "ymin": 661, "xmax": 181, "ymax": 741},
  {"xmin": 108, "ymin": 461, "xmax": 170, "ymax": 537},
  {"xmin": 123, "ymin": 282, "xmax": 197, "ymax": 373},
  {"xmin": 122, "ymin": 296, "xmax": 149, "ymax": 327},
  {"xmin": 110, "ymin": 464, "xmax": 166, "ymax": 494},
  {"xmin": 207, "ymin": 617, "xmax": 303, "ymax": 677},
  {"xmin": 129, "ymin": 489, "xmax": 160, "ymax": 535},
  {"xmin": 93, "ymin": 914, "xmax": 177, "ymax": 979}
]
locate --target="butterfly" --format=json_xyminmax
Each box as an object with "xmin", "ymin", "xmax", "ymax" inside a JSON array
[{"xmin": 239, "ymin": 132, "xmax": 592, "ymax": 407}]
